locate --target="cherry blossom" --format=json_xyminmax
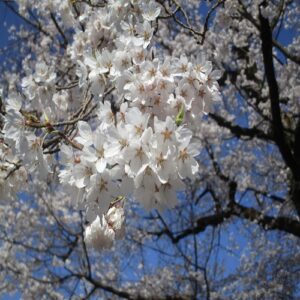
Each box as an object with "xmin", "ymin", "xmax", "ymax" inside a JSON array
[{"xmin": 1, "ymin": 0, "xmax": 300, "ymax": 298}]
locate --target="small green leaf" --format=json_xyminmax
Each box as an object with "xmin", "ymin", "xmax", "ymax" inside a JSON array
[{"xmin": 175, "ymin": 103, "xmax": 185, "ymax": 126}]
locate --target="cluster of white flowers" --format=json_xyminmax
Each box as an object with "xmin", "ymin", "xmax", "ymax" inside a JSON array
[
  {"xmin": 60, "ymin": 52, "xmax": 221, "ymax": 206},
  {"xmin": 2, "ymin": 0, "xmax": 221, "ymax": 250},
  {"xmin": 84, "ymin": 206, "xmax": 125, "ymax": 250},
  {"xmin": 0, "ymin": 141, "xmax": 27, "ymax": 201},
  {"xmin": 3, "ymin": 96, "xmax": 50, "ymax": 180}
]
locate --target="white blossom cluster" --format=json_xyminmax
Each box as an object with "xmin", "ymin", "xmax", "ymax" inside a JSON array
[
  {"xmin": 60, "ymin": 51, "xmax": 221, "ymax": 214},
  {"xmin": 2, "ymin": 0, "xmax": 221, "ymax": 249},
  {"xmin": 84, "ymin": 206, "xmax": 125, "ymax": 250},
  {"xmin": 0, "ymin": 140, "xmax": 27, "ymax": 201}
]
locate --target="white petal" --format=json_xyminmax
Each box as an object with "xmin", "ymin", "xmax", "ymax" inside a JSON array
[
  {"xmin": 77, "ymin": 121, "xmax": 93, "ymax": 144},
  {"xmin": 96, "ymin": 158, "xmax": 106, "ymax": 173}
]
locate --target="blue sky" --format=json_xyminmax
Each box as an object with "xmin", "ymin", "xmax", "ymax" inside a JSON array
[{"xmin": 0, "ymin": 3, "xmax": 22, "ymax": 49}]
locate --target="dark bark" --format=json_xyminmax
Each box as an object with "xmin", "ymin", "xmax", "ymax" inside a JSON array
[
  {"xmin": 259, "ymin": 8, "xmax": 300, "ymax": 216},
  {"xmin": 209, "ymin": 113, "xmax": 271, "ymax": 141}
]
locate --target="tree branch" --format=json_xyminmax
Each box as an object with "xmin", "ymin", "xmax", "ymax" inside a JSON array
[
  {"xmin": 3, "ymin": 1, "xmax": 50, "ymax": 37},
  {"xmin": 273, "ymin": 39, "xmax": 300, "ymax": 66},
  {"xmin": 232, "ymin": 202, "xmax": 300, "ymax": 238},
  {"xmin": 259, "ymin": 10, "xmax": 300, "ymax": 181},
  {"xmin": 209, "ymin": 113, "xmax": 271, "ymax": 141},
  {"xmin": 50, "ymin": 12, "xmax": 68, "ymax": 48},
  {"xmin": 150, "ymin": 203, "xmax": 300, "ymax": 243}
]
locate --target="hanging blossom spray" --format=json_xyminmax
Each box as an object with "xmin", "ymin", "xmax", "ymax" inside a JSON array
[{"xmin": 2, "ymin": 0, "xmax": 221, "ymax": 250}]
